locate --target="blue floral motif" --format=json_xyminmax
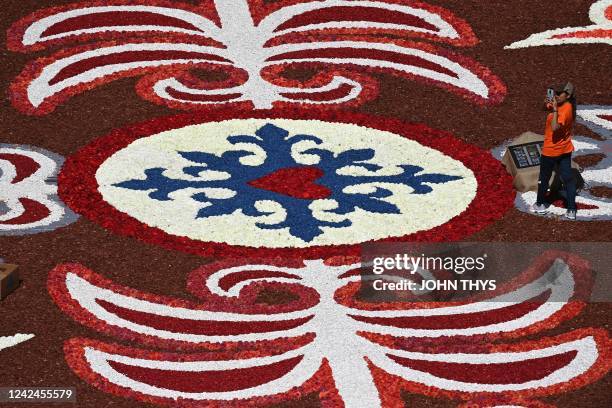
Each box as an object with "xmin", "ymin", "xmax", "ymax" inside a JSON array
[{"xmin": 114, "ymin": 124, "xmax": 461, "ymax": 242}]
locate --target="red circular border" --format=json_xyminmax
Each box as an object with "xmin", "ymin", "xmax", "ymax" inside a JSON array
[{"xmin": 58, "ymin": 108, "xmax": 514, "ymax": 258}]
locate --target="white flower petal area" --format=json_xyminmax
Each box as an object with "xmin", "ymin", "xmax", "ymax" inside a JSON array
[
  {"xmin": 578, "ymin": 105, "xmax": 612, "ymax": 138},
  {"xmin": 506, "ymin": 0, "xmax": 612, "ymax": 49},
  {"xmin": 20, "ymin": 5, "xmax": 221, "ymax": 46},
  {"xmin": 0, "ymin": 333, "xmax": 34, "ymax": 351},
  {"xmin": 26, "ymin": 43, "xmax": 232, "ymax": 109},
  {"xmin": 50, "ymin": 255, "xmax": 609, "ymax": 407}
]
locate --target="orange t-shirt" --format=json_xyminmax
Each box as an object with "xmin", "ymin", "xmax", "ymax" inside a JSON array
[{"xmin": 542, "ymin": 102, "xmax": 574, "ymax": 156}]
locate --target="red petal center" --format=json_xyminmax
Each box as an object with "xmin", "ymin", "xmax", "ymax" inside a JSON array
[
  {"xmin": 389, "ymin": 350, "xmax": 577, "ymax": 384},
  {"xmin": 248, "ymin": 166, "xmax": 331, "ymax": 200},
  {"xmin": 109, "ymin": 355, "xmax": 303, "ymax": 393}
]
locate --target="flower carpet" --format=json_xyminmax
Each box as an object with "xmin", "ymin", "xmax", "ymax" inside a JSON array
[{"xmin": 0, "ymin": 1, "xmax": 610, "ymax": 407}]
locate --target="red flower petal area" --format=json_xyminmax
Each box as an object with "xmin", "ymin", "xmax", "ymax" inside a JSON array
[
  {"xmin": 58, "ymin": 108, "xmax": 515, "ymax": 259},
  {"xmin": 249, "ymin": 0, "xmax": 478, "ymax": 47},
  {"xmin": 552, "ymin": 29, "xmax": 612, "ymax": 39},
  {"xmin": 247, "ymin": 166, "xmax": 331, "ymax": 200},
  {"xmin": 0, "ymin": 153, "xmax": 40, "ymax": 183},
  {"xmin": 6, "ymin": 0, "xmax": 222, "ymax": 53},
  {"xmin": 63, "ymin": 337, "xmax": 344, "ymax": 408},
  {"xmin": 0, "ymin": 198, "xmax": 51, "ymax": 225},
  {"xmin": 373, "ymin": 327, "xmax": 612, "ymax": 403}
]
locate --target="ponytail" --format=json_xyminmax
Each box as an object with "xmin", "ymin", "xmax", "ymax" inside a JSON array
[{"xmin": 569, "ymin": 94, "xmax": 577, "ymax": 121}]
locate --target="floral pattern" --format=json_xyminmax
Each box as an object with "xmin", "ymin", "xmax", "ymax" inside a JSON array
[
  {"xmin": 4, "ymin": 2, "xmax": 609, "ymax": 408},
  {"xmin": 58, "ymin": 109, "xmax": 515, "ymax": 258},
  {"xmin": 48, "ymin": 252, "xmax": 610, "ymax": 407},
  {"xmin": 7, "ymin": 0, "xmax": 506, "ymax": 115}
]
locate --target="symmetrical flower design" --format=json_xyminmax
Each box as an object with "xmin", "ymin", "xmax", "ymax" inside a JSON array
[
  {"xmin": 58, "ymin": 110, "xmax": 515, "ymax": 258},
  {"xmin": 48, "ymin": 252, "xmax": 610, "ymax": 407},
  {"xmin": 492, "ymin": 105, "xmax": 611, "ymax": 221},
  {"xmin": 8, "ymin": 0, "xmax": 506, "ymax": 115},
  {"xmin": 506, "ymin": 0, "xmax": 612, "ymax": 49},
  {"xmin": 5, "ymin": 2, "xmax": 610, "ymax": 408},
  {"xmin": 114, "ymin": 122, "xmax": 461, "ymax": 242},
  {"xmin": 0, "ymin": 144, "xmax": 78, "ymax": 235}
]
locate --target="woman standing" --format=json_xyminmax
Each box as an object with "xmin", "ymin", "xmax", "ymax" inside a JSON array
[{"xmin": 532, "ymin": 82, "xmax": 577, "ymax": 220}]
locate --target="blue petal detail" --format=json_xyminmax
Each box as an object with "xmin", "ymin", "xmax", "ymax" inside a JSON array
[{"xmin": 113, "ymin": 123, "xmax": 461, "ymax": 242}]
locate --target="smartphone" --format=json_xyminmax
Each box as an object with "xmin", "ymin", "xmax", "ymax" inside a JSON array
[{"xmin": 546, "ymin": 88, "xmax": 555, "ymax": 101}]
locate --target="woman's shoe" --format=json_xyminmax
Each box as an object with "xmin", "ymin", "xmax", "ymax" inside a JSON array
[
  {"xmin": 531, "ymin": 203, "xmax": 549, "ymax": 214},
  {"xmin": 564, "ymin": 210, "xmax": 577, "ymax": 220}
]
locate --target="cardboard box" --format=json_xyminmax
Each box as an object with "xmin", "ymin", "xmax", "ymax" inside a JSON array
[
  {"xmin": 501, "ymin": 132, "xmax": 544, "ymax": 192},
  {"xmin": 502, "ymin": 132, "xmax": 581, "ymax": 192},
  {"xmin": 0, "ymin": 264, "xmax": 20, "ymax": 300}
]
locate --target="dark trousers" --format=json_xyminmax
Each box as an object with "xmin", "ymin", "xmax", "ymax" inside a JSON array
[{"xmin": 536, "ymin": 153, "xmax": 576, "ymax": 211}]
